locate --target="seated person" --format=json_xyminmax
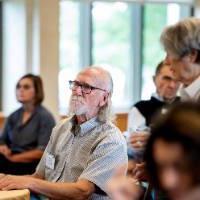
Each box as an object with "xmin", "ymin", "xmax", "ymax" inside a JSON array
[
  {"xmin": 0, "ymin": 66, "xmax": 128, "ymax": 200},
  {"xmin": 127, "ymin": 61, "xmax": 180, "ymax": 177},
  {"xmin": 127, "ymin": 61, "xmax": 180, "ymax": 199},
  {"xmin": 107, "ymin": 102, "xmax": 200, "ymax": 200},
  {"xmin": 0, "ymin": 74, "xmax": 55, "ymax": 175},
  {"xmin": 128, "ymin": 60, "xmax": 180, "ymax": 133}
]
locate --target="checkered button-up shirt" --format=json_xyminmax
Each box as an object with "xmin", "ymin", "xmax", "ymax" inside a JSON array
[{"xmin": 36, "ymin": 116, "xmax": 128, "ymax": 200}]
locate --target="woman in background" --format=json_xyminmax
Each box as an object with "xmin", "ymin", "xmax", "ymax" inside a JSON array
[{"xmin": 0, "ymin": 74, "xmax": 55, "ymax": 175}]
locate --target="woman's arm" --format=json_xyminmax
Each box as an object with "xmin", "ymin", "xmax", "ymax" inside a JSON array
[
  {"xmin": 5, "ymin": 149, "xmax": 43, "ymax": 163},
  {"xmin": 0, "ymin": 144, "xmax": 12, "ymax": 157},
  {"xmin": 0, "ymin": 175, "xmax": 95, "ymax": 200}
]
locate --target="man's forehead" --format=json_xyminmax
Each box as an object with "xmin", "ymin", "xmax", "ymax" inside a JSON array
[
  {"xmin": 159, "ymin": 66, "xmax": 180, "ymax": 82},
  {"xmin": 159, "ymin": 65, "xmax": 174, "ymax": 76},
  {"xmin": 76, "ymin": 71, "xmax": 97, "ymax": 85},
  {"xmin": 76, "ymin": 68, "xmax": 108, "ymax": 89}
]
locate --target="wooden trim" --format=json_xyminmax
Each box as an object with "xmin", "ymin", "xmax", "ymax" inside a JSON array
[{"xmin": 114, "ymin": 113, "xmax": 128, "ymax": 132}]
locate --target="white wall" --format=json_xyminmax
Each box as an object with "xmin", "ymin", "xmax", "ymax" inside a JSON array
[
  {"xmin": 2, "ymin": 0, "xmax": 59, "ymax": 120},
  {"xmin": 2, "ymin": 0, "xmax": 27, "ymax": 115}
]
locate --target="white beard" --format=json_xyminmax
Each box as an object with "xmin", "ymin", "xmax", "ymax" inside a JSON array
[{"xmin": 69, "ymin": 95, "xmax": 87, "ymax": 115}]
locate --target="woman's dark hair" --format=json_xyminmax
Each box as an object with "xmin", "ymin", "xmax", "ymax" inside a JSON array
[
  {"xmin": 144, "ymin": 102, "xmax": 200, "ymax": 190},
  {"xmin": 16, "ymin": 73, "xmax": 44, "ymax": 105}
]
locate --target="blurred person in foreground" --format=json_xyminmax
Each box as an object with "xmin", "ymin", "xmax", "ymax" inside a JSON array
[
  {"xmin": 0, "ymin": 66, "xmax": 128, "ymax": 200},
  {"xmin": 145, "ymin": 102, "xmax": 200, "ymax": 200},
  {"xmin": 107, "ymin": 102, "xmax": 200, "ymax": 200},
  {"xmin": 0, "ymin": 74, "xmax": 55, "ymax": 175}
]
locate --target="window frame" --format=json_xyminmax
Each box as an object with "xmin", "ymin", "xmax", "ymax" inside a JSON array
[{"xmin": 59, "ymin": 0, "xmax": 193, "ymax": 113}]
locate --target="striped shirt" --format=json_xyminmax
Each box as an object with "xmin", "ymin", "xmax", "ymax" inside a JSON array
[{"xmin": 36, "ymin": 116, "xmax": 128, "ymax": 200}]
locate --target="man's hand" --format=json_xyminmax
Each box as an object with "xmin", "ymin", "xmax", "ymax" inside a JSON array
[
  {"xmin": 0, "ymin": 175, "xmax": 33, "ymax": 190},
  {"xmin": 107, "ymin": 175, "xmax": 143, "ymax": 200},
  {"xmin": 129, "ymin": 132, "xmax": 150, "ymax": 151},
  {"xmin": 107, "ymin": 166, "xmax": 142, "ymax": 200},
  {"xmin": 132, "ymin": 162, "xmax": 148, "ymax": 182},
  {"xmin": 0, "ymin": 145, "xmax": 11, "ymax": 157}
]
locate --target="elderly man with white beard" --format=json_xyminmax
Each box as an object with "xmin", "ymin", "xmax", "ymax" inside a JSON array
[{"xmin": 0, "ymin": 66, "xmax": 128, "ymax": 200}]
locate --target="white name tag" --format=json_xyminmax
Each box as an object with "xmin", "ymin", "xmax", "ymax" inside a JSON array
[{"xmin": 46, "ymin": 153, "xmax": 55, "ymax": 170}]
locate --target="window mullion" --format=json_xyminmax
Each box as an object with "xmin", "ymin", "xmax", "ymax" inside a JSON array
[
  {"xmin": 130, "ymin": 3, "xmax": 143, "ymax": 104},
  {"xmin": 79, "ymin": 1, "xmax": 92, "ymax": 68}
]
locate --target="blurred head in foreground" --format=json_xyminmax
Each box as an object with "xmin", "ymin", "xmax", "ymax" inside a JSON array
[{"xmin": 145, "ymin": 102, "xmax": 200, "ymax": 200}]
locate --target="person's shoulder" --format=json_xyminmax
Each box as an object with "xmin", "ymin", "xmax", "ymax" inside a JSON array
[
  {"xmin": 53, "ymin": 116, "xmax": 72, "ymax": 131},
  {"xmin": 8, "ymin": 107, "xmax": 23, "ymax": 120},
  {"xmin": 100, "ymin": 120, "xmax": 121, "ymax": 132},
  {"xmin": 97, "ymin": 121, "xmax": 126, "ymax": 144},
  {"xmin": 37, "ymin": 105, "xmax": 55, "ymax": 120},
  {"xmin": 37, "ymin": 105, "xmax": 52, "ymax": 115},
  {"xmin": 49, "ymin": 116, "xmax": 74, "ymax": 140},
  {"xmin": 134, "ymin": 99, "xmax": 152, "ymax": 108},
  {"xmin": 135, "ymin": 96, "xmax": 164, "ymax": 107},
  {"xmin": 173, "ymin": 96, "xmax": 181, "ymax": 103}
]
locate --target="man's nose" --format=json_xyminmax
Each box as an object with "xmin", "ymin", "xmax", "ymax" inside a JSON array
[
  {"xmin": 164, "ymin": 55, "xmax": 171, "ymax": 65},
  {"xmin": 72, "ymin": 85, "xmax": 83, "ymax": 95},
  {"xmin": 169, "ymin": 80, "xmax": 177, "ymax": 89}
]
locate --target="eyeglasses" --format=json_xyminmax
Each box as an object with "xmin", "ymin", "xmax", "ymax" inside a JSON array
[
  {"xmin": 69, "ymin": 80, "xmax": 107, "ymax": 94},
  {"xmin": 16, "ymin": 84, "xmax": 32, "ymax": 90}
]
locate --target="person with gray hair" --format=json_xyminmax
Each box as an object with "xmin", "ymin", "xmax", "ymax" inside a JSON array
[
  {"xmin": 160, "ymin": 17, "xmax": 200, "ymax": 101},
  {"xmin": 0, "ymin": 66, "xmax": 128, "ymax": 200}
]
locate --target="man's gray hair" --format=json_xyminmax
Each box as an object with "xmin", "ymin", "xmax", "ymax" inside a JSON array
[
  {"xmin": 83, "ymin": 66, "xmax": 114, "ymax": 122},
  {"xmin": 160, "ymin": 17, "xmax": 200, "ymax": 62}
]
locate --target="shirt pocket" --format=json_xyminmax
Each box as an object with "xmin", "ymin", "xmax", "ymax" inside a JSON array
[{"xmin": 45, "ymin": 152, "xmax": 66, "ymax": 182}]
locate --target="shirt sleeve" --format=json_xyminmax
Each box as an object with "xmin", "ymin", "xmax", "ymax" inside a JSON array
[
  {"xmin": 78, "ymin": 132, "xmax": 128, "ymax": 193},
  {"xmin": 36, "ymin": 113, "xmax": 55, "ymax": 151},
  {"xmin": 127, "ymin": 106, "xmax": 146, "ymax": 132}
]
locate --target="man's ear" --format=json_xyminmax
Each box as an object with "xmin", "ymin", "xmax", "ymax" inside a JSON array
[
  {"xmin": 188, "ymin": 49, "xmax": 198, "ymax": 63},
  {"xmin": 153, "ymin": 75, "xmax": 156, "ymax": 84},
  {"xmin": 99, "ymin": 93, "xmax": 109, "ymax": 107}
]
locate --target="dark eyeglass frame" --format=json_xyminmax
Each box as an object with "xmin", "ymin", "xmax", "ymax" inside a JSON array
[
  {"xmin": 69, "ymin": 80, "xmax": 107, "ymax": 94},
  {"xmin": 16, "ymin": 84, "xmax": 33, "ymax": 90}
]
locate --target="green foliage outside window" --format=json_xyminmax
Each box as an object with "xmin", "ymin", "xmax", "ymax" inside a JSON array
[{"xmin": 142, "ymin": 4, "xmax": 167, "ymax": 71}]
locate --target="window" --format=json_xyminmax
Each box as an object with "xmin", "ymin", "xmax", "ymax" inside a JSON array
[
  {"xmin": 0, "ymin": 2, "xmax": 2, "ymax": 110},
  {"xmin": 59, "ymin": 0, "xmax": 191, "ymax": 114},
  {"xmin": 141, "ymin": 3, "xmax": 190, "ymax": 99},
  {"xmin": 59, "ymin": 1, "xmax": 81, "ymax": 114},
  {"xmin": 92, "ymin": 2, "xmax": 133, "ymax": 110}
]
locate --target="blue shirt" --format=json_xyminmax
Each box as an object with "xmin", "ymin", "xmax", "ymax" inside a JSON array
[{"xmin": 0, "ymin": 105, "xmax": 55, "ymax": 152}]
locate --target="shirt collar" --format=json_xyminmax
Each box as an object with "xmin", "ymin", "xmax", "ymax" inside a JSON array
[
  {"xmin": 152, "ymin": 92, "xmax": 177, "ymax": 103},
  {"xmin": 70, "ymin": 116, "xmax": 100, "ymax": 136},
  {"xmin": 152, "ymin": 92, "xmax": 165, "ymax": 102},
  {"xmin": 181, "ymin": 76, "xmax": 200, "ymax": 100}
]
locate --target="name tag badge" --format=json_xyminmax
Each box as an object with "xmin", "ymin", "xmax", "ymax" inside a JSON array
[{"xmin": 46, "ymin": 153, "xmax": 55, "ymax": 170}]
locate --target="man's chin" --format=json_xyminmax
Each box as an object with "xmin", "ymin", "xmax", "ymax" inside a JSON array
[
  {"xmin": 69, "ymin": 107, "xmax": 87, "ymax": 116},
  {"xmin": 74, "ymin": 111, "xmax": 86, "ymax": 116}
]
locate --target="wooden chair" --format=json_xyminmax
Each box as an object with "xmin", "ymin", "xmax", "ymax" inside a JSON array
[
  {"xmin": 114, "ymin": 113, "xmax": 128, "ymax": 132},
  {"xmin": 0, "ymin": 112, "xmax": 5, "ymax": 133}
]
